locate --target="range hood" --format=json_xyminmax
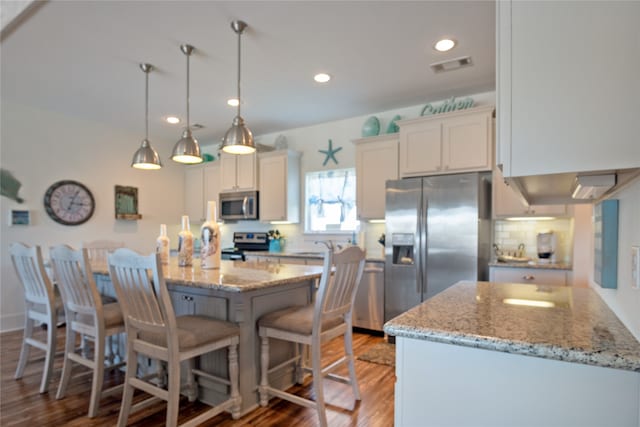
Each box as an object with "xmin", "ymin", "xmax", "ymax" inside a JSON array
[{"xmin": 505, "ymin": 168, "xmax": 640, "ymax": 205}]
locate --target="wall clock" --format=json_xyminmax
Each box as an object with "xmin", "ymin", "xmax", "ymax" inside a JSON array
[{"xmin": 43, "ymin": 180, "xmax": 95, "ymax": 226}]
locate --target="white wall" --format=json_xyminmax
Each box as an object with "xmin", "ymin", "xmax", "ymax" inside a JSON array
[
  {"xmin": 590, "ymin": 179, "xmax": 640, "ymax": 341},
  {"xmin": 1, "ymin": 101, "xmax": 185, "ymax": 331}
]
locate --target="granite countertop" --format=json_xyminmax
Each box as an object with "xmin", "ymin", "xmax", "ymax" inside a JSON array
[
  {"xmin": 384, "ymin": 281, "xmax": 640, "ymax": 372},
  {"xmin": 246, "ymin": 250, "xmax": 385, "ymax": 263},
  {"xmin": 489, "ymin": 261, "xmax": 572, "ymax": 270},
  {"xmin": 92, "ymin": 258, "xmax": 323, "ymax": 293}
]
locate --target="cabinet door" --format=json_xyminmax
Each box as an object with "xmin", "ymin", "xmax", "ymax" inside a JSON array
[
  {"xmin": 490, "ymin": 267, "xmax": 567, "ymax": 286},
  {"xmin": 220, "ymin": 154, "xmax": 238, "ymax": 192},
  {"xmin": 399, "ymin": 120, "xmax": 441, "ymax": 177},
  {"xmin": 203, "ymin": 164, "xmax": 221, "ymax": 209},
  {"xmin": 442, "ymin": 113, "xmax": 491, "ymax": 172},
  {"xmin": 501, "ymin": 1, "xmax": 640, "ymax": 177},
  {"xmin": 355, "ymin": 137, "xmax": 398, "ymax": 220},
  {"xmin": 259, "ymin": 154, "xmax": 287, "ymax": 221},
  {"xmin": 185, "ymin": 167, "xmax": 205, "ymax": 222},
  {"xmin": 236, "ymin": 153, "xmax": 257, "ymax": 191}
]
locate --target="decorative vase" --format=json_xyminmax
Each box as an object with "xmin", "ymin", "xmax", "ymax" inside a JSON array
[
  {"xmin": 178, "ymin": 215, "xmax": 193, "ymax": 267},
  {"xmin": 362, "ymin": 116, "xmax": 380, "ymax": 137},
  {"xmin": 200, "ymin": 201, "xmax": 221, "ymax": 269},
  {"xmin": 156, "ymin": 223, "xmax": 170, "ymax": 265},
  {"xmin": 269, "ymin": 239, "xmax": 282, "ymax": 253}
]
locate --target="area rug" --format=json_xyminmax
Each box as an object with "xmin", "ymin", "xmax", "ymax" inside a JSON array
[{"xmin": 357, "ymin": 342, "xmax": 395, "ymax": 367}]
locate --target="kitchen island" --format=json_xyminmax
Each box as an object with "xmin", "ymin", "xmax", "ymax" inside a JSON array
[
  {"xmin": 94, "ymin": 258, "xmax": 323, "ymax": 415},
  {"xmin": 384, "ymin": 281, "xmax": 640, "ymax": 427}
]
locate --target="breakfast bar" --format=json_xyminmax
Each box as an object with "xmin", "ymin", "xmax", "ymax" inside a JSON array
[
  {"xmin": 94, "ymin": 258, "xmax": 323, "ymax": 415},
  {"xmin": 384, "ymin": 281, "xmax": 640, "ymax": 427}
]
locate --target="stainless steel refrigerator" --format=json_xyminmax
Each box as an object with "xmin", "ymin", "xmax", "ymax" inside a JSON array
[{"xmin": 384, "ymin": 172, "xmax": 492, "ymax": 322}]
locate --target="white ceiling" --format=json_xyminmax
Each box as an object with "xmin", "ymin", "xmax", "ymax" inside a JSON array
[{"xmin": 1, "ymin": 1, "xmax": 495, "ymax": 147}]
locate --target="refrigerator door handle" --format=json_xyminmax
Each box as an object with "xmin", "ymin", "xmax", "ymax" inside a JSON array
[{"xmin": 417, "ymin": 194, "xmax": 423, "ymax": 295}]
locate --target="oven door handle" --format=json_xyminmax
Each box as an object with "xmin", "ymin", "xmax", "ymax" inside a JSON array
[{"xmin": 242, "ymin": 196, "xmax": 248, "ymax": 218}]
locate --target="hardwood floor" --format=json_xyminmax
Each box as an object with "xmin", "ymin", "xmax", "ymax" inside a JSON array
[{"xmin": 1, "ymin": 326, "xmax": 394, "ymax": 426}]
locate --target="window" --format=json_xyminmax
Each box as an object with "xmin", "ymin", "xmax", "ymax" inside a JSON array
[{"xmin": 305, "ymin": 168, "xmax": 358, "ymax": 233}]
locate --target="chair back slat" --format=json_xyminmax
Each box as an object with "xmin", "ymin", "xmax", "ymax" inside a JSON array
[
  {"xmin": 108, "ymin": 249, "xmax": 176, "ymax": 335},
  {"xmin": 50, "ymin": 245, "xmax": 100, "ymax": 317},
  {"xmin": 314, "ymin": 246, "xmax": 365, "ymax": 332},
  {"xmin": 83, "ymin": 240, "xmax": 125, "ymax": 266},
  {"xmin": 9, "ymin": 243, "xmax": 55, "ymax": 306}
]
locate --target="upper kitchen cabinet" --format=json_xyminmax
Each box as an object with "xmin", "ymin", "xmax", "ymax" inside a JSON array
[
  {"xmin": 184, "ymin": 163, "xmax": 221, "ymax": 223},
  {"xmin": 220, "ymin": 152, "xmax": 257, "ymax": 192},
  {"xmin": 353, "ymin": 134, "xmax": 399, "ymax": 220},
  {"xmin": 497, "ymin": 1, "xmax": 640, "ymax": 178},
  {"xmin": 493, "ymin": 167, "xmax": 567, "ymax": 219},
  {"xmin": 258, "ymin": 150, "xmax": 301, "ymax": 223},
  {"xmin": 398, "ymin": 106, "xmax": 494, "ymax": 178}
]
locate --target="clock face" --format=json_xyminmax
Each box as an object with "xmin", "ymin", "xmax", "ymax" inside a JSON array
[{"xmin": 43, "ymin": 180, "xmax": 95, "ymax": 226}]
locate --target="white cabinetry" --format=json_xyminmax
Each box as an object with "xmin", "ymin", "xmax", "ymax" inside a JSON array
[
  {"xmin": 398, "ymin": 106, "xmax": 494, "ymax": 178},
  {"xmin": 497, "ymin": 1, "xmax": 640, "ymax": 176},
  {"xmin": 493, "ymin": 168, "xmax": 567, "ymax": 218},
  {"xmin": 184, "ymin": 163, "xmax": 221, "ymax": 223},
  {"xmin": 220, "ymin": 152, "xmax": 257, "ymax": 192},
  {"xmin": 490, "ymin": 266, "xmax": 568, "ymax": 286},
  {"xmin": 352, "ymin": 134, "xmax": 398, "ymax": 220},
  {"xmin": 258, "ymin": 150, "xmax": 301, "ymax": 223}
]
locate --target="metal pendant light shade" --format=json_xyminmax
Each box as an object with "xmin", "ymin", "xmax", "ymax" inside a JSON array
[
  {"xmin": 222, "ymin": 20, "xmax": 256, "ymax": 155},
  {"xmin": 132, "ymin": 63, "xmax": 162, "ymax": 170},
  {"xmin": 171, "ymin": 44, "xmax": 203, "ymax": 164}
]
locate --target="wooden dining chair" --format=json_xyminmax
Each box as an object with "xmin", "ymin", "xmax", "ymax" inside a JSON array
[
  {"xmin": 49, "ymin": 244, "xmax": 126, "ymax": 418},
  {"xmin": 82, "ymin": 240, "xmax": 125, "ymax": 265},
  {"xmin": 258, "ymin": 245, "xmax": 366, "ymax": 427},
  {"xmin": 107, "ymin": 248, "xmax": 241, "ymax": 427},
  {"xmin": 9, "ymin": 242, "xmax": 62, "ymax": 394}
]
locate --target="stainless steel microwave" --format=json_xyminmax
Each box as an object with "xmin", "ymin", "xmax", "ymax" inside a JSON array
[{"xmin": 219, "ymin": 191, "xmax": 259, "ymax": 221}]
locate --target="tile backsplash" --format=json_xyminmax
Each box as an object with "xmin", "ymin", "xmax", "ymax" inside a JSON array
[{"xmin": 493, "ymin": 218, "xmax": 573, "ymax": 264}]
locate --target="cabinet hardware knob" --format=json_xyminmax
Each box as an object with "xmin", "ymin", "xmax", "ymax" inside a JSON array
[{"xmin": 523, "ymin": 275, "xmax": 535, "ymax": 280}]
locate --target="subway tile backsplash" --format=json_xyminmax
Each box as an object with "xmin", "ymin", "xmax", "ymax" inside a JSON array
[{"xmin": 493, "ymin": 219, "xmax": 573, "ymax": 264}]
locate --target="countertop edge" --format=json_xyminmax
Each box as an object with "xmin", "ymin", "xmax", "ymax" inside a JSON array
[
  {"xmin": 384, "ymin": 324, "xmax": 640, "ymax": 373},
  {"xmin": 488, "ymin": 261, "xmax": 572, "ymax": 270}
]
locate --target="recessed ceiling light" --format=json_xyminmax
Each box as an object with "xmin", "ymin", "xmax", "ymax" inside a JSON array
[
  {"xmin": 314, "ymin": 73, "xmax": 331, "ymax": 83},
  {"xmin": 434, "ymin": 38, "xmax": 456, "ymax": 52},
  {"xmin": 165, "ymin": 116, "xmax": 181, "ymax": 124},
  {"xmin": 227, "ymin": 98, "xmax": 239, "ymax": 107}
]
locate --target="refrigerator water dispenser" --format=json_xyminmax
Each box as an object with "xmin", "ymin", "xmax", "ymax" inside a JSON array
[{"xmin": 392, "ymin": 233, "xmax": 415, "ymax": 265}]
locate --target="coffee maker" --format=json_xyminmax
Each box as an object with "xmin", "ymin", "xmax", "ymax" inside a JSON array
[{"xmin": 536, "ymin": 231, "xmax": 556, "ymax": 263}]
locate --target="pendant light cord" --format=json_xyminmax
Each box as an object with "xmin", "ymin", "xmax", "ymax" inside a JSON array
[
  {"xmin": 145, "ymin": 68, "xmax": 149, "ymax": 140},
  {"xmin": 186, "ymin": 50, "xmax": 190, "ymax": 128},
  {"xmin": 236, "ymin": 28, "xmax": 242, "ymax": 118}
]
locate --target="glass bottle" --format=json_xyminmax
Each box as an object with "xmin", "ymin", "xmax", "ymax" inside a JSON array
[
  {"xmin": 156, "ymin": 223, "xmax": 170, "ymax": 265},
  {"xmin": 178, "ymin": 215, "xmax": 193, "ymax": 267},
  {"xmin": 200, "ymin": 201, "xmax": 221, "ymax": 269}
]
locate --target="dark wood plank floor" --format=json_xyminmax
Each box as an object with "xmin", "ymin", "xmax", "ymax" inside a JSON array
[{"xmin": 1, "ymin": 326, "xmax": 394, "ymax": 426}]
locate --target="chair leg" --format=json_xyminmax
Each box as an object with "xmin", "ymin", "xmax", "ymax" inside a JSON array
[
  {"xmin": 344, "ymin": 327, "xmax": 361, "ymax": 400},
  {"xmin": 294, "ymin": 343, "xmax": 304, "ymax": 384},
  {"xmin": 117, "ymin": 342, "xmax": 137, "ymax": 427},
  {"xmin": 228, "ymin": 343, "xmax": 241, "ymax": 419},
  {"xmin": 40, "ymin": 312, "xmax": 57, "ymax": 394},
  {"xmin": 56, "ymin": 324, "xmax": 76, "ymax": 399},
  {"xmin": 88, "ymin": 334, "xmax": 106, "ymax": 418},
  {"xmin": 259, "ymin": 335, "xmax": 269, "ymax": 406},
  {"xmin": 166, "ymin": 356, "xmax": 180, "ymax": 427},
  {"xmin": 311, "ymin": 342, "xmax": 328, "ymax": 427},
  {"xmin": 186, "ymin": 358, "xmax": 197, "ymax": 402},
  {"xmin": 15, "ymin": 316, "xmax": 33, "ymax": 380}
]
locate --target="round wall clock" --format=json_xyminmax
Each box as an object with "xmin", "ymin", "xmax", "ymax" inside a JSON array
[{"xmin": 43, "ymin": 180, "xmax": 95, "ymax": 226}]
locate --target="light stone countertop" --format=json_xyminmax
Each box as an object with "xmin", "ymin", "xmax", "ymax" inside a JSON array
[
  {"xmin": 384, "ymin": 281, "xmax": 640, "ymax": 372},
  {"xmin": 489, "ymin": 261, "xmax": 572, "ymax": 270},
  {"xmin": 92, "ymin": 258, "xmax": 323, "ymax": 293}
]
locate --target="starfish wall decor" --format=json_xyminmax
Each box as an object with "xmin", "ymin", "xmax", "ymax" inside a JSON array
[{"xmin": 319, "ymin": 139, "xmax": 342, "ymax": 166}]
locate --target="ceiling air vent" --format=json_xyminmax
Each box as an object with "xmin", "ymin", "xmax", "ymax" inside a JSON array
[{"xmin": 430, "ymin": 56, "xmax": 473, "ymax": 73}]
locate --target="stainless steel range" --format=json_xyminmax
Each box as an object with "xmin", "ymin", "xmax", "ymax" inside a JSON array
[{"xmin": 221, "ymin": 232, "xmax": 269, "ymax": 261}]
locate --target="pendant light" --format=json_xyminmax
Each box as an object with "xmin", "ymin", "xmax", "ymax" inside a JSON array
[
  {"xmin": 221, "ymin": 20, "xmax": 256, "ymax": 155},
  {"xmin": 132, "ymin": 63, "xmax": 162, "ymax": 170},
  {"xmin": 171, "ymin": 44, "xmax": 203, "ymax": 164}
]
